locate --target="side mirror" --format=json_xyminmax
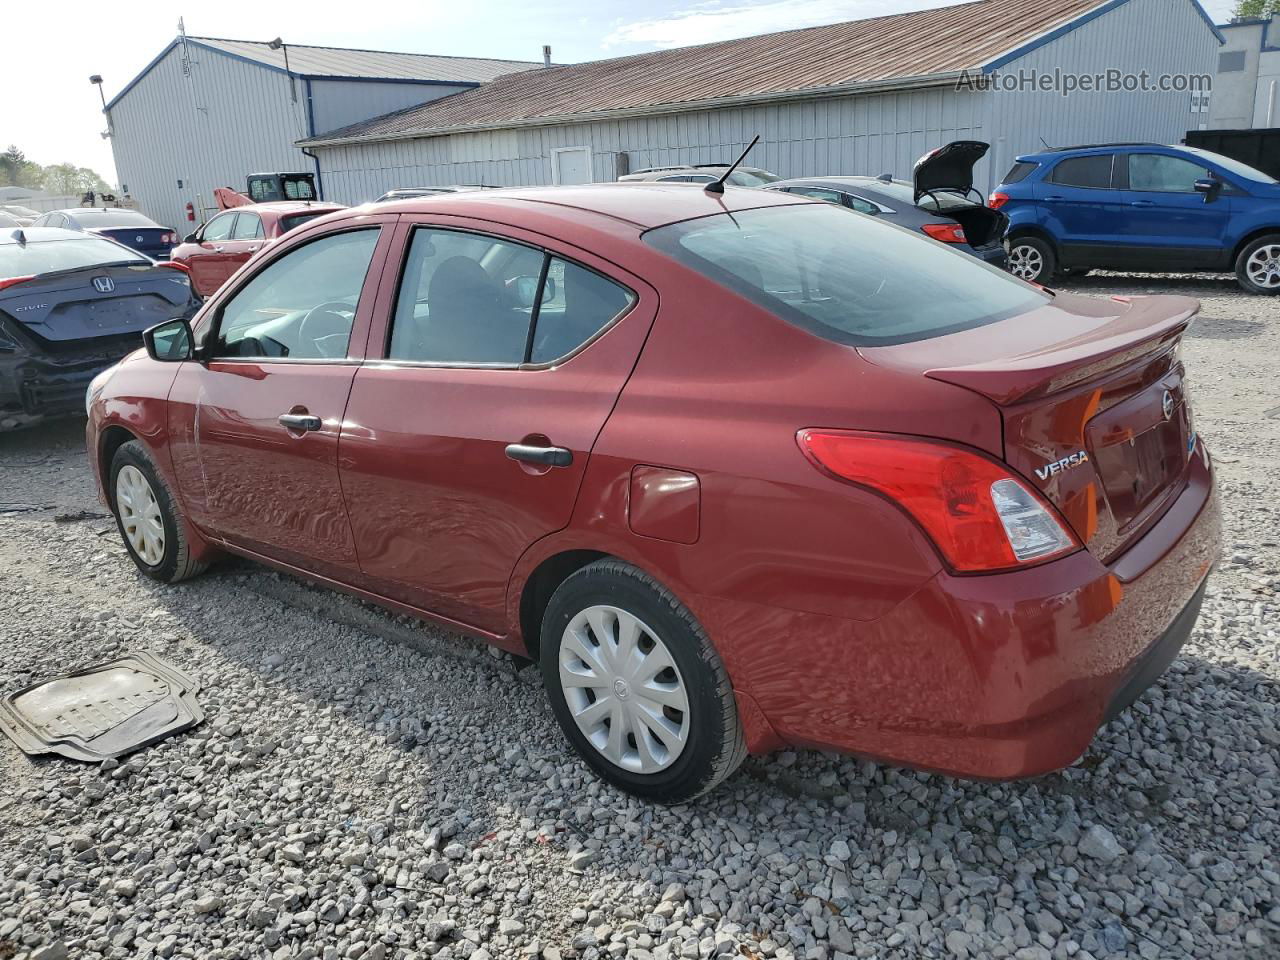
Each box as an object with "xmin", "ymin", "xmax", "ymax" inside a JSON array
[
  {"xmin": 184, "ymin": 232, "xmax": 199, "ymax": 243},
  {"xmin": 1193, "ymin": 178, "xmax": 1220, "ymax": 201},
  {"xmin": 142, "ymin": 318, "xmax": 194, "ymax": 362}
]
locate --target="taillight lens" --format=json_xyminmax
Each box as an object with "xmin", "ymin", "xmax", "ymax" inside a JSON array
[
  {"xmin": 988, "ymin": 191, "xmax": 1009, "ymax": 210},
  {"xmin": 157, "ymin": 260, "xmax": 190, "ymax": 274},
  {"xmin": 797, "ymin": 430, "xmax": 1079, "ymax": 573},
  {"xmin": 921, "ymin": 222, "xmax": 966, "ymax": 244},
  {"xmin": 163, "ymin": 232, "xmax": 175, "ymax": 244},
  {"xmin": 0, "ymin": 274, "xmax": 35, "ymax": 291}
]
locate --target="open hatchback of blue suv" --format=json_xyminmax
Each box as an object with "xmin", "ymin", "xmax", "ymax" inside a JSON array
[{"xmin": 991, "ymin": 143, "xmax": 1280, "ymax": 294}]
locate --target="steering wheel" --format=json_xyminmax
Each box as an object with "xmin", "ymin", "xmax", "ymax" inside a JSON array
[{"xmin": 297, "ymin": 301, "xmax": 355, "ymax": 358}]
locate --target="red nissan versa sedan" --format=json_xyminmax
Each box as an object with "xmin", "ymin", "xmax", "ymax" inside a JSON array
[{"xmin": 85, "ymin": 185, "xmax": 1220, "ymax": 802}]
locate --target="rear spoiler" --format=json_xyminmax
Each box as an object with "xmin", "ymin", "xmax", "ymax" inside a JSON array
[{"xmin": 925, "ymin": 297, "xmax": 1198, "ymax": 405}]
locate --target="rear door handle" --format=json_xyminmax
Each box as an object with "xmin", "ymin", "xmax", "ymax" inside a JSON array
[
  {"xmin": 1129, "ymin": 200, "xmax": 1155, "ymax": 207},
  {"xmin": 505, "ymin": 443, "xmax": 572, "ymax": 467},
  {"xmin": 1043, "ymin": 195, "xmax": 1065, "ymax": 201},
  {"xmin": 279, "ymin": 413, "xmax": 322, "ymax": 431}
]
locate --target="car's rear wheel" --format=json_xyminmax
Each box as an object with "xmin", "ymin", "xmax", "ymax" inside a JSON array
[
  {"xmin": 1006, "ymin": 235, "xmax": 1055, "ymax": 283},
  {"xmin": 1235, "ymin": 234, "xmax": 1280, "ymax": 295},
  {"xmin": 539, "ymin": 560, "xmax": 745, "ymax": 802},
  {"xmin": 110, "ymin": 440, "xmax": 209, "ymax": 583}
]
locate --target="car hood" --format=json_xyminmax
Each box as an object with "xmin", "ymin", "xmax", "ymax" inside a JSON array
[{"xmin": 914, "ymin": 140, "xmax": 989, "ymax": 203}]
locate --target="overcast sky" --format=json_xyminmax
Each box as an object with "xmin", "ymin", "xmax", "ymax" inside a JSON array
[{"xmin": 1, "ymin": 0, "xmax": 1237, "ymax": 185}]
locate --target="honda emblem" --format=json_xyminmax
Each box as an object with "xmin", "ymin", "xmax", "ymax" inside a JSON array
[
  {"xmin": 1162, "ymin": 390, "xmax": 1174, "ymax": 421},
  {"xmin": 92, "ymin": 276, "xmax": 115, "ymax": 293}
]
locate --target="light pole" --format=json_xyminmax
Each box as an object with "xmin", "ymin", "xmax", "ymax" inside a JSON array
[
  {"xmin": 268, "ymin": 37, "xmax": 297, "ymax": 102},
  {"xmin": 89, "ymin": 74, "xmax": 111, "ymax": 138}
]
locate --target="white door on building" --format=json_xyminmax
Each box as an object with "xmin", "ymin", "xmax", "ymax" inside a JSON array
[{"xmin": 552, "ymin": 147, "xmax": 593, "ymax": 185}]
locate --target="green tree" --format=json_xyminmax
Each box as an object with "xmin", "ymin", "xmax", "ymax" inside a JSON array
[
  {"xmin": 1233, "ymin": 0, "xmax": 1280, "ymax": 17},
  {"xmin": 40, "ymin": 163, "xmax": 110, "ymax": 196},
  {"xmin": 0, "ymin": 145, "xmax": 44, "ymax": 189}
]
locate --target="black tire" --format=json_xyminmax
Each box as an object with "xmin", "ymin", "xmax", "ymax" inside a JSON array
[
  {"xmin": 1234, "ymin": 234, "xmax": 1280, "ymax": 295},
  {"xmin": 1006, "ymin": 235, "xmax": 1056, "ymax": 284},
  {"xmin": 109, "ymin": 440, "xmax": 210, "ymax": 583},
  {"xmin": 539, "ymin": 560, "xmax": 746, "ymax": 803}
]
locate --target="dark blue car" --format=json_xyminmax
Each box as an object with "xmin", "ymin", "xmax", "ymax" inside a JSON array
[
  {"xmin": 0, "ymin": 227, "xmax": 198, "ymax": 430},
  {"xmin": 30, "ymin": 207, "xmax": 179, "ymax": 261},
  {"xmin": 992, "ymin": 143, "xmax": 1280, "ymax": 294}
]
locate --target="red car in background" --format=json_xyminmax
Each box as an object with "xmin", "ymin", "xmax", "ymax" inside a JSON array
[
  {"xmin": 86, "ymin": 185, "xmax": 1219, "ymax": 802},
  {"xmin": 170, "ymin": 201, "xmax": 344, "ymax": 297}
]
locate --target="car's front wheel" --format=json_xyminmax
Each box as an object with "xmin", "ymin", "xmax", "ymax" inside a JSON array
[
  {"xmin": 110, "ymin": 440, "xmax": 210, "ymax": 583},
  {"xmin": 1006, "ymin": 235, "xmax": 1055, "ymax": 283},
  {"xmin": 539, "ymin": 560, "xmax": 746, "ymax": 802},
  {"xmin": 1235, "ymin": 234, "xmax": 1280, "ymax": 295}
]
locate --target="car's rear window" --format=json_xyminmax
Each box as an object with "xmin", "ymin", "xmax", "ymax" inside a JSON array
[
  {"xmin": 280, "ymin": 212, "xmax": 326, "ymax": 233},
  {"xmin": 727, "ymin": 169, "xmax": 782, "ymax": 187},
  {"xmin": 0, "ymin": 236, "xmax": 145, "ymax": 278},
  {"xmin": 1002, "ymin": 161, "xmax": 1038, "ymax": 184},
  {"xmin": 73, "ymin": 209, "xmax": 157, "ymax": 227},
  {"xmin": 643, "ymin": 204, "xmax": 1047, "ymax": 347},
  {"xmin": 848, "ymin": 179, "xmax": 976, "ymax": 212}
]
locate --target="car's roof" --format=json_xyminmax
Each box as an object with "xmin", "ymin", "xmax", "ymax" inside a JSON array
[
  {"xmin": 352, "ymin": 182, "xmax": 808, "ymax": 230},
  {"xmin": 243, "ymin": 201, "xmax": 346, "ymax": 214},
  {"xmin": 1, "ymin": 227, "xmax": 91, "ymax": 244},
  {"xmin": 1016, "ymin": 142, "xmax": 1180, "ymax": 160},
  {"xmin": 774, "ymin": 176, "xmax": 906, "ymax": 188}
]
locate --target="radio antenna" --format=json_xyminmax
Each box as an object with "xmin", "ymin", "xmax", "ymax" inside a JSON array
[{"xmin": 705, "ymin": 136, "xmax": 760, "ymax": 195}]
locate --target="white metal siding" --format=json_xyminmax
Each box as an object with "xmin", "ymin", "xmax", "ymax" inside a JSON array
[
  {"xmin": 977, "ymin": 0, "xmax": 1219, "ymax": 186},
  {"xmin": 108, "ymin": 44, "xmax": 313, "ymax": 232},
  {"xmin": 314, "ymin": 85, "xmax": 987, "ymax": 203},
  {"xmin": 308, "ymin": 79, "xmax": 475, "ymax": 136}
]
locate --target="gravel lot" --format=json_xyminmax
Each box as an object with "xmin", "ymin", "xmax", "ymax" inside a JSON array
[{"xmin": 1, "ymin": 274, "xmax": 1277, "ymax": 960}]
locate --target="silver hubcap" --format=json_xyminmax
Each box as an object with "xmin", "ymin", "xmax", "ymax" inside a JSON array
[
  {"xmin": 558, "ymin": 605, "xmax": 690, "ymax": 774},
  {"xmin": 1245, "ymin": 244, "xmax": 1280, "ymax": 289},
  {"xmin": 116, "ymin": 465, "xmax": 165, "ymax": 566},
  {"xmin": 1008, "ymin": 243, "xmax": 1044, "ymax": 281}
]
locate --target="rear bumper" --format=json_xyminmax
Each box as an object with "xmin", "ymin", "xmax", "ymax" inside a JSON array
[
  {"xmin": 966, "ymin": 241, "xmax": 1008, "ymax": 268},
  {"xmin": 715, "ymin": 439, "xmax": 1220, "ymax": 778}
]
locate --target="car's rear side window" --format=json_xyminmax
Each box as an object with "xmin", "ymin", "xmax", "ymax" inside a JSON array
[
  {"xmin": 388, "ymin": 227, "xmax": 635, "ymax": 366},
  {"xmin": 0, "ymin": 237, "xmax": 144, "ymax": 277},
  {"xmin": 1002, "ymin": 161, "xmax": 1037, "ymax": 184},
  {"xmin": 1049, "ymin": 155, "xmax": 1114, "ymax": 189},
  {"xmin": 280, "ymin": 213, "xmax": 326, "ymax": 234},
  {"xmin": 644, "ymin": 204, "xmax": 1047, "ymax": 347}
]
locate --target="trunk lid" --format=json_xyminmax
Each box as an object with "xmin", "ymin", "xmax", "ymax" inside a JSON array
[
  {"xmin": 914, "ymin": 140, "xmax": 989, "ymax": 205},
  {"xmin": 1, "ymin": 263, "xmax": 193, "ymax": 344},
  {"xmin": 93, "ymin": 227, "xmax": 174, "ymax": 259},
  {"xmin": 860, "ymin": 292, "xmax": 1199, "ymax": 561}
]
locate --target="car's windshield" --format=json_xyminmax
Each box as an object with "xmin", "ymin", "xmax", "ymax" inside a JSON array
[
  {"xmin": 727, "ymin": 169, "xmax": 782, "ymax": 187},
  {"xmin": 1181, "ymin": 147, "xmax": 1277, "ymax": 185},
  {"xmin": 644, "ymin": 204, "xmax": 1047, "ymax": 346},
  {"xmin": 0, "ymin": 236, "xmax": 147, "ymax": 277},
  {"xmin": 73, "ymin": 209, "xmax": 158, "ymax": 227}
]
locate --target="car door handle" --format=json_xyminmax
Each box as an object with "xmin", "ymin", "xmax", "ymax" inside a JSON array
[
  {"xmin": 213, "ymin": 246, "xmax": 224, "ymax": 252},
  {"xmin": 279, "ymin": 413, "xmax": 322, "ymax": 432},
  {"xmin": 247, "ymin": 245, "xmax": 260, "ymax": 252},
  {"xmin": 505, "ymin": 443, "xmax": 572, "ymax": 467},
  {"xmin": 1043, "ymin": 195, "xmax": 1065, "ymax": 201},
  {"xmin": 1129, "ymin": 200, "xmax": 1155, "ymax": 207}
]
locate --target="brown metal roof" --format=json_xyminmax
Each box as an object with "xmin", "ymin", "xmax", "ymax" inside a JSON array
[{"xmin": 303, "ymin": 0, "xmax": 1111, "ymax": 146}]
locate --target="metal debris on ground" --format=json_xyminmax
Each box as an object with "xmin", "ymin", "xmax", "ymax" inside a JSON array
[
  {"xmin": 0, "ymin": 652, "xmax": 203, "ymax": 761},
  {"xmin": 53, "ymin": 510, "xmax": 110, "ymax": 523}
]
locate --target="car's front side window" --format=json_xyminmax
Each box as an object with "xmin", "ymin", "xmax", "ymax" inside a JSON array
[
  {"xmin": 1129, "ymin": 153, "xmax": 1212, "ymax": 193},
  {"xmin": 202, "ymin": 214, "xmax": 236, "ymax": 242},
  {"xmin": 213, "ymin": 228, "xmax": 380, "ymax": 361}
]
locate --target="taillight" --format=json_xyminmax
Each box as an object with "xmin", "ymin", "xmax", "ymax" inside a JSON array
[
  {"xmin": 921, "ymin": 222, "xmax": 966, "ymax": 244},
  {"xmin": 163, "ymin": 232, "xmax": 175, "ymax": 244},
  {"xmin": 988, "ymin": 191, "xmax": 1009, "ymax": 210},
  {"xmin": 0, "ymin": 275, "xmax": 35, "ymax": 291},
  {"xmin": 797, "ymin": 430, "xmax": 1079, "ymax": 573},
  {"xmin": 157, "ymin": 261, "xmax": 190, "ymax": 274}
]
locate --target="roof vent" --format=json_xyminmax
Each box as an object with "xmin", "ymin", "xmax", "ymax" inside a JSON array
[{"xmin": 543, "ymin": 45, "xmax": 552, "ymax": 68}]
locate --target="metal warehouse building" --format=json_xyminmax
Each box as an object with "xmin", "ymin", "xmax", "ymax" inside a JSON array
[
  {"xmin": 302, "ymin": 0, "xmax": 1222, "ymax": 200},
  {"xmin": 105, "ymin": 36, "xmax": 540, "ymax": 231}
]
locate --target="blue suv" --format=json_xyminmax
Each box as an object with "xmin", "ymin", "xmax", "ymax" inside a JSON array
[{"xmin": 991, "ymin": 143, "xmax": 1280, "ymax": 294}]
